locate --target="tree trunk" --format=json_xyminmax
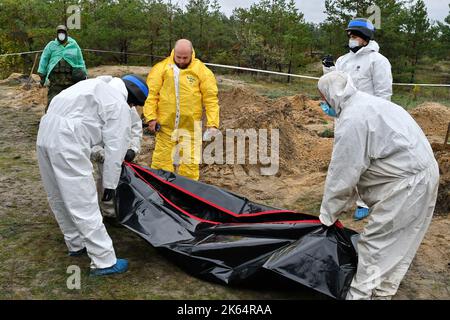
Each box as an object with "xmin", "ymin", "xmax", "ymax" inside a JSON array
[
  {"xmin": 287, "ymin": 42, "xmax": 293, "ymax": 83},
  {"xmin": 150, "ymin": 39, "xmax": 154, "ymax": 65},
  {"xmin": 62, "ymin": 0, "xmax": 68, "ymax": 27},
  {"xmin": 410, "ymin": 40, "xmax": 417, "ymax": 83},
  {"xmin": 199, "ymin": 15, "xmax": 204, "ymax": 51},
  {"xmin": 121, "ymin": 40, "xmax": 128, "ymax": 65}
]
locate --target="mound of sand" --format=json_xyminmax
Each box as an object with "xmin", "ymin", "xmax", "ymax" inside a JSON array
[
  {"xmin": 410, "ymin": 102, "xmax": 450, "ymax": 143},
  {"xmin": 0, "ymin": 73, "xmax": 40, "ymax": 85},
  {"xmin": 198, "ymin": 87, "xmax": 335, "ymax": 206},
  {"xmin": 433, "ymin": 148, "xmax": 450, "ymax": 215},
  {"xmin": 410, "ymin": 103, "xmax": 450, "ymax": 215},
  {"xmin": 209, "ymin": 87, "xmax": 334, "ymax": 175}
]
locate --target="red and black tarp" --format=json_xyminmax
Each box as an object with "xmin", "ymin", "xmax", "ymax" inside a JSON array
[{"xmin": 116, "ymin": 162, "xmax": 359, "ymax": 300}]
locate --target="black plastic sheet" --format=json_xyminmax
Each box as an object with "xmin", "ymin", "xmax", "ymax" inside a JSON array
[{"xmin": 116, "ymin": 162, "xmax": 359, "ymax": 299}]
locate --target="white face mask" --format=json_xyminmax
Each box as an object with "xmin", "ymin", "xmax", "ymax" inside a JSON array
[
  {"xmin": 58, "ymin": 33, "xmax": 67, "ymax": 42},
  {"xmin": 349, "ymin": 38, "xmax": 360, "ymax": 49}
]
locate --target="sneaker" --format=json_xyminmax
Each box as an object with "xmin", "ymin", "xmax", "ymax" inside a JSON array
[
  {"xmin": 354, "ymin": 206, "xmax": 370, "ymax": 221},
  {"xmin": 90, "ymin": 259, "xmax": 129, "ymax": 276},
  {"xmin": 68, "ymin": 247, "xmax": 87, "ymax": 257}
]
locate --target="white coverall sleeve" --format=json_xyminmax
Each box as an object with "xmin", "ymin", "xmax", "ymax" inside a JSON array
[
  {"xmin": 100, "ymin": 103, "xmax": 131, "ymax": 190},
  {"xmin": 371, "ymin": 57, "xmax": 393, "ymax": 101},
  {"xmin": 129, "ymin": 107, "xmax": 143, "ymax": 154},
  {"xmin": 319, "ymin": 118, "xmax": 371, "ymax": 226}
]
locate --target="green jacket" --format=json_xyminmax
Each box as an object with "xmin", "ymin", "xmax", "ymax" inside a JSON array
[{"xmin": 38, "ymin": 37, "xmax": 87, "ymax": 83}]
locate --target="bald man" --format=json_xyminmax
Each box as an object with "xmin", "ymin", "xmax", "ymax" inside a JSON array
[{"xmin": 143, "ymin": 39, "xmax": 220, "ymax": 181}]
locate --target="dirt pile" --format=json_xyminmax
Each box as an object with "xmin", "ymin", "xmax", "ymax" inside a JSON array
[
  {"xmin": 410, "ymin": 102, "xmax": 450, "ymax": 144},
  {"xmin": 215, "ymin": 88, "xmax": 333, "ymax": 175},
  {"xmin": 0, "ymin": 73, "xmax": 39, "ymax": 86},
  {"xmin": 199, "ymin": 87, "xmax": 334, "ymax": 206},
  {"xmin": 433, "ymin": 148, "xmax": 450, "ymax": 215},
  {"xmin": 410, "ymin": 102, "xmax": 450, "ymax": 215}
]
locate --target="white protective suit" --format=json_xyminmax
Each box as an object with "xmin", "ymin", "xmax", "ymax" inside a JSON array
[
  {"xmin": 36, "ymin": 76, "xmax": 131, "ymax": 269},
  {"xmin": 92, "ymin": 106, "xmax": 143, "ymax": 218},
  {"xmin": 323, "ymin": 40, "xmax": 393, "ymax": 101},
  {"xmin": 318, "ymin": 71, "xmax": 439, "ymax": 300}
]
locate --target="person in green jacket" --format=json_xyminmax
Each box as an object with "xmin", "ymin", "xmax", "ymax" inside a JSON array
[{"xmin": 38, "ymin": 25, "xmax": 87, "ymax": 112}]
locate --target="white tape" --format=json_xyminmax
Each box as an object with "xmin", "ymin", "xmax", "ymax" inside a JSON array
[
  {"xmin": 204, "ymin": 63, "xmax": 321, "ymax": 81},
  {"xmin": 0, "ymin": 50, "xmax": 43, "ymax": 57}
]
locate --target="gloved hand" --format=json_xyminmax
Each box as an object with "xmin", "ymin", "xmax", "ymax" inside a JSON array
[
  {"xmin": 124, "ymin": 149, "xmax": 136, "ymax": 162},
  {"xmin": 102, "ymin": 189, "xmax": 115, "ymax": 202},
  {"xmin": 203, "ymin": 127, "xmax": 220, "ymax": 141},
  {"xmin": 146, "ymin": 120, "xmax": 161, "ymax": 134},
  {"xmin": 90, "ymin": 146, "xmax": 105, "ymax": 163},
  {"xmin": 320, "ymin": 101, "xmax": 337, "ymax": 118},
  {"xmin": 322, "ymin": 55, "xmax": 335, "ymax": 68},
  {"xmin": 319, "ymin": 213, "xmax": 338, "ymax": 227}
]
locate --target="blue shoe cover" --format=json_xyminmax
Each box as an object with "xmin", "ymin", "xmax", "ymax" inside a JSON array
[
  {"xmin": 90, "ymin": 259, "xmax": 129, "ymax": 276},
  {"xmin": 354, "ymin": 207, "xmax": 370, "ymax": 221}
]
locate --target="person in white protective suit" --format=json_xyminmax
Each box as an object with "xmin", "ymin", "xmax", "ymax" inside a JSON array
[
  {"xmin": 90, "ymin": 75, "xmax": 147, "ymax": 219},
  {"xmin": 317, "ymin": 71, "xmax": 439, "ymax": 300},
  {"xmin": 322, "ymin": 18, "xmax": 393, "ymax": 220},
  {"xmin": 322, "ymin": 18, "xmax": 393, "ymax": 100},
  {"xmin": 36, "ymin": 75, "xmax": 148, "ymax": 276}
]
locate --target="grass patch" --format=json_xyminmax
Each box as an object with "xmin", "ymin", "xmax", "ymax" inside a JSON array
[
  {"xmin": 0, "ymin": 208, "xmax": 322, "ymax": 299},
  {"xmin": 286, "ymin": 192, "xmax": 323, "ymax": 215},
  {"xmin": 319, "ymin": 129, "xmax": 334, "ymax": 138}
]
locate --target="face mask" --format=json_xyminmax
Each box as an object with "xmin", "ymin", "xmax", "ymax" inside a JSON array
[
  {"xmin": 348, "ymin": 39, "xmax": 360, "ymax": 49},
  {"xmin": 320, "ymin": 102, "xmax": 337, "ymax": 118},
  {"xmin": 58, "ymin": 33, "xmax": 67, "ymax": 42}
]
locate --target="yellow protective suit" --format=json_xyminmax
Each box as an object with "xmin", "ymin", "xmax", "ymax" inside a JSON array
[{"xmin": 143, "ymin": 50, "xmax": 220, "ymax": 180}]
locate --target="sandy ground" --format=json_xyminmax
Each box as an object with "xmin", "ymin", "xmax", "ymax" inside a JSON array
[{"xmin": 0, "ymin": 69, "xmax": 449, "ymax": 299}]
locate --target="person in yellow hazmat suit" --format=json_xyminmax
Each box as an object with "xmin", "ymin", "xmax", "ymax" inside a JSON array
[{"xmin": 143, "ymin": 39, "xmax": 220, "ymax": 181}]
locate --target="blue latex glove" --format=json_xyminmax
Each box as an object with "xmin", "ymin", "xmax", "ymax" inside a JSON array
[
  {"xmin": 354, "ymin": 206, "xmax": 370, "ymax": 221},
  {"xmin": 320, "ymin": 102, "xmax": 337, "ymax": 117}
]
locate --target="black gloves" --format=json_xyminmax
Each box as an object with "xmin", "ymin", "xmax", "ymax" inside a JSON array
[
  {"xmin": 38, "ymin": 73, "xmax": 46, "ymax": 86},
  {"xmin": 124, "ymin": 149, "xmax": 136, "ymax": 162},
  {"xmin": 102, "ymin": 189, "xmax": 115, "ymax": 202},
  {"xmin": 322, "ymin": 55, "xmax": 335, "ymax": 68}
]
